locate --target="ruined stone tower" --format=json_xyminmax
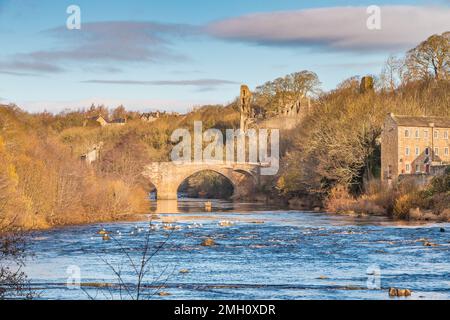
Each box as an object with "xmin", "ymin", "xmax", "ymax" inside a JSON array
[{"xmin": 239, "ymin": 85, "xmax": 253, "ymax": 132}]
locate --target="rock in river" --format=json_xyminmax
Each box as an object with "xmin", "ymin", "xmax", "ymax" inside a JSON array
[
  {"xmin": 389, "ymin": 288, "xmax": 411, "ymax": 297},
  {"xmin": 201, "ymin": 238, "xmax": 216, "ymax": 246},
  {"xmin": 219, "ymin": 221, "xmax": 233, "ymax": 227}
]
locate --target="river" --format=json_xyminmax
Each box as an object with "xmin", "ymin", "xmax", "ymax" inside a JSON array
[{"xmin": 23, "ymin": 199, "xmax": 450, "ymax": 300}]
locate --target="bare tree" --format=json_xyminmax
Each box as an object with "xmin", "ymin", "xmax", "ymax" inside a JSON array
[
  {"xmin": 381, "ymin": 55, "xmax": 404, "ymax": 91},
  {"xmin": 83, "ymin": 221, "xmax": 176, "ymax": 300},
  {"xmin": 255, "ymin": 70, "xmax": 321, "ymax": 116},
  {"xmin": 0, "ymin": 225, "xmax": 35, "ymax": 299},
  {"xmin": 405, "ymin": 32, "xmax": 449, "ymax": 81}
]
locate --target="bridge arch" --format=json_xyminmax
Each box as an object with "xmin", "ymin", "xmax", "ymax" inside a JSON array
[
  {"xmin": 142, "ymin": 162, "xmax": 259, "ymax": 200},
  {"xmin": 177, "ymin": 169, "xmax": 235, "ymax": 199}
]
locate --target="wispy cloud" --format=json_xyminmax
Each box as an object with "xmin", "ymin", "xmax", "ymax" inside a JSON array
[
  {"xmin": 0, "ymin": 69, "xmax": 39, "ymax": 77},
  {"xmin": 0, "ymin": 60, "xmax": 64, "ymax": 74},
  {"xmin": 39, "ymin": 21, "xmax": 196, "ymax": 62},
  {"xmin": 82, "ymin": 78, "xmax": 238, "ymax": 91},
  {"xmin": 206, "ymin": 5, "xmax": 450, "ymax": 51},
  {"xmin": 0, "ymin": 21, "xmax": 198, "ymax": 75}
]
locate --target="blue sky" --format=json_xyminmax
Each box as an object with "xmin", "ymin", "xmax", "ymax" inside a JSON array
[{"xmin": 0, "ymin": 0, "xmax": 449, "ymax": 113}]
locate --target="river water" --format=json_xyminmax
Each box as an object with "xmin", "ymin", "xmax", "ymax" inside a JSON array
[{"xmin": 23, "ymin": 199, "xmax": 450, "ymax": 300}]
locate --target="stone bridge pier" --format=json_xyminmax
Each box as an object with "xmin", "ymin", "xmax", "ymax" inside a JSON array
[{"xmin": 142, "ymin": 161, "xmax": 261, "ymax": 200}]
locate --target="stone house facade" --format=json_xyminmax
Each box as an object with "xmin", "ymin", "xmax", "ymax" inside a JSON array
[{"xmin": 381, "ymin": 113, "xmax": 450, "ymax": 182}]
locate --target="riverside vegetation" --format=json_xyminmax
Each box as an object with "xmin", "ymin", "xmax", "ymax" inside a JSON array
[{"xmin": 0, "ymin": 32, "xmax": 449, "ymax": 234}]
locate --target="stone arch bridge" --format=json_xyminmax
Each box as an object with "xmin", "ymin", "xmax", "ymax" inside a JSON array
[{"xmin": 142, "ymin": 161, "xmax": 264, "ymax": 200}]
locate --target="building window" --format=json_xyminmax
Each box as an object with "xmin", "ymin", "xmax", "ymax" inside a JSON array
[
  {"xmin": 434, "ymin": 147, "xmax": 439, "ymax": 156},
  {"xmin": 424, "ymin": 130, "xmax": 429, "ymax": 138},
  {"xmin": 405, "ymin": 164, "xmax": 411, "ymax": 173},
  {"xmin": 445, "ymin": 131, "xmax": 448, "ymax": 139},
  {"xmin": 425, "ymin": 147, "xmax": 430, "ymax": 156},
  {"xmin": 415, "ymin": 147, "xmax": 420, "ymax": 156},
  {"xmin": 415, "ymin": 164, "xmax": 420, "ymax": 173},
  {"xmin": 415, "ymin": 129, "xmax": 419, "ymax": 138},
  {"xmin": 445, "ymin": 147, "xmax": 449, "ymax": 156},
  {"xmin": 405, "ymin": 147, "xmax": 410, "ymax": 156},
  {"xmin": 405, "ymin": 129, "xmax": 410, "ymax": 138},
  {"xmin": 434, "ymin": 130, "xmax": 439, "ymax": 139}
]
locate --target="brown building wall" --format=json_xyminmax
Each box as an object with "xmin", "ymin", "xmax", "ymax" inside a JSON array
[
  {"xmin": 398, "ymin": 126, "xmax": 450, "ymax": 174},
  {"xmin": 381, "ymin": 116, "xmax": 398, "ymax": 180},
  {"xmin": 381, "ymin": 113, "xmax": 450, "ymax": 181}
]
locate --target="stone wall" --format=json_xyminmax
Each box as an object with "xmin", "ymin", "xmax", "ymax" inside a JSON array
[{"xmin": 381, "ymin": 115, "xmax": 398, "ymax": 180}]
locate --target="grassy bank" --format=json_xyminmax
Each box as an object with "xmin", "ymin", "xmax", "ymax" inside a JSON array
[{"xmin": 323, "ymin": 168, "xmax": 450, "ymax": 221}]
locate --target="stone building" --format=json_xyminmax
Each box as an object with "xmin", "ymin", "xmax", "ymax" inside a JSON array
[
  {"xmin": 109, "ymin": 118, "xmax": 126, "ymax": 126},
  {"xmin": 92, "ymin": 115, "xmax": 109, "ymax": 127},
  {"xmin": 85, "ymin": 115, "xmax": 126, "ymax": 127},
  {"xmin": 140, "ymin": 111, "xmax": 161, "ymax": 122},
  {"xmin": 80, "ymin": 142, "xmax": 103, "ymax": 164},
  {"xmin": 381, "ymin": 113, "xmax": 450, "ymax": 182}
]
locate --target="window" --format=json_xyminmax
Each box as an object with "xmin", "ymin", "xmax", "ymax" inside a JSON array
[
  {"xmin": 424, "ymin": 130, "xmax": 429, "ymax": 138},
  {"xmin": 415, "ymin": 164, "xmax": 420, "ymax": 173},
  {"xmin": 415, "ymin": 147, "xmax": 420, "ymax": 156},
  {"xmin": 434, "ymin": 147, "xmax": 439, "ymax": 156},
  {"xmin": 445, "ymin": 147, "xmax": 449, "ymax": 156},
  {"xmin": 445, "ymin": 131, "xmax": 448, "ymax": 139},
  {"xmin": 405, "ymin": 147, "xmax": 410, "ymax": 156},
  {"xmin": 405, "ymin": 129, "xmax": 410, "ymax": 138},
  {"xmin": 434, "ymin": 130, "xmax": 439, "ymax": 139},
  {"xmin": 405, "ymin": 164, "xmax": 411, "ymax": 173},
  {"xmin": 425, "ymin": 147, "xmax": 430, "ymax": 156},
  {"xmin": 415, "ymin": 129, "xmax": 419, "ymax": 138}
]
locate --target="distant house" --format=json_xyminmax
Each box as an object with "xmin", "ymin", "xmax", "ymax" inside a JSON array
[
  {"xmin": 381, "ymin": 113, "xmax": 450, "ymax": 182},
  {"xmin": 110, "ymin": 118, "xmax": 126, "ymax": 126},
  {"xmin": 140, "ymin": 111, "xmax": 161, "ymax": 122},
  {"xmin": 84, "ymin": 115, "xmax": 126, "ymax": 127},
  {"xmin": 92, "ymin": 115, "xmax": 109, "ymax": 127},
  {"xmin": 140, "ymin": 111, "xmax": 181, "ymax": 122}
]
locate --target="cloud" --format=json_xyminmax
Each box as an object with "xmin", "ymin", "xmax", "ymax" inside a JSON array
[
  {"xmin": 82, "ymin": 78, "xmax": 238, "ymax": 89},
  {"xmin": 0, "ymin": 70, "xmax": 39, "ymax": 77},
  {"xmin": 206, "ymin": 6, "xmax": 450, "ymax": 51},
  {"xmin": 39, "ymin": 21, "xmax": 196, "ymax": 62},
  {"xmin": 0, "ymin": 21, "xmax": 198, "ymax": 75},
  {"xmin": 0, "ymin": 59, "xmax": 64, "ymax": 74}
]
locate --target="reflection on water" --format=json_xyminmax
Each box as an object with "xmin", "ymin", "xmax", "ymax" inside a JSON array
[
  {"xmin": 151, "ymin": 197, "xmax": 282, "ymax": 214},
  {"xmin": 23, "ymin": 199, "xmax": 450, "ymax": 300},
  {"xmin": 154, "ymin": 200, "xmax": 180, "ymax": 214}
]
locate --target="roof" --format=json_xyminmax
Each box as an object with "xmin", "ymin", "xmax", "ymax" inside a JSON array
[
  {"xmin": 110, "ymin": 118, "xmax": 126, "ymax": 123},
  {"xmin": 389, "ymin": 114, "xmax": 450, "ymax": 128},
  {"xmin": 90, "ymin": 115, "xmax": 107, "ymax": 121}
]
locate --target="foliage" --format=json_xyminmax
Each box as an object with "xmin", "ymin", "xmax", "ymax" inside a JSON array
[
  {"xmin": 405, "ymin": 32, "xmax": 449, "ymax": 81},
  {"xmin": 0, "ymin": 105, "xmax": 149, "ymax": 230},
  {"xmin": 254, "ymin": 70, "xmax": 321, "ymax": 116},
  {"xmin": 278, "ymin": 70, "xmax": 449, "ymax": 199}
]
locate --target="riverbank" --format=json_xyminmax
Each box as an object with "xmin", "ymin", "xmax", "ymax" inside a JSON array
[
  {"xmin": 287, "ymin": 195, "xmax": 450, "ymax": 223},
  {"xmin": 285, "ymin": 168, "xmax": 450, "ymax": 222}
]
